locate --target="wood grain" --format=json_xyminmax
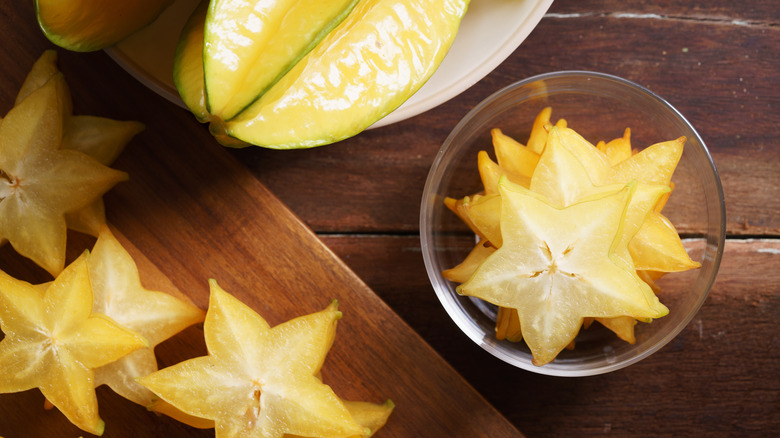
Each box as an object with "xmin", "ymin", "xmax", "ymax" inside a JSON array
[
  {"xmin": 1, "ymin": 0, "xmax": 777, "ymax": 437},
  {"xmin": 323, "ymin": 235, "xmax": 780, "ymax": 437}
]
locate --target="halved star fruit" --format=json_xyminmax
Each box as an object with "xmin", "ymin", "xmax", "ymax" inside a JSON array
[
  {"xmin": 139, "ymin": 280, "xmax": 391, "ymax": 437},
  {"xmin": 175, "ymin": 0, "xmax": 469, "ymax": 149},
  {"xmin": 458, "ymin": 178, "xmax": 668, "ymax": 365},
  {"xmin": 35, "ymin": 0, "xmax": 174, "ymax": 52},
  {"xmin": 0, "ymin": 252, "xmax": 148, "ymax": 435}
]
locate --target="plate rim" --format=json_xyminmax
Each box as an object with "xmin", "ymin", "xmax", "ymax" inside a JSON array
[{"xmin": 106, "ymin": 0, "xmax": 555, "ymax": 128}]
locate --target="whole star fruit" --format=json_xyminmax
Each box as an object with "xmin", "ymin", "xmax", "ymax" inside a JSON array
[
  {"xmin": 458, "ymin": 177, "xmax": 668, "ymax": 366},
  {"xmin": 175, "ymin": 0, "xmax": 470, "ymax": 149},
  {"xmin": 0, "ymin": 252, "xmax": 148, "ymax": 435},
  {"xmin": 139, "ymin": 280, "xmax": 392, "ymax": 437},
  {"xmin": 35, "ymin": 0, "xmax": 174, "ymax": 52},
  {"xmin": 0, "ymin": 72, "xmax": 128, "ymax": 276},
  {"xmin": 88, "ymin": 226, "xmax": 205, "ymax": 407}
]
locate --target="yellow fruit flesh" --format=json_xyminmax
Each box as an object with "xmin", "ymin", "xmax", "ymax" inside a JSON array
[
  {"xmin": 88, "ymin": 226, "xmax": 205, "ymax": 406},
  {"xmin": 204, "ymin": 0, "xmax": 361, "ymax": 120},
  {"xmin": 459, "ymin": 179, "xmax": 667, "ymax": 365},
  {"xmin": 443, "ymin": 109, "xmax": 699, "ymax": 364},
  {"xmin": 173, "ymin": 0, "xmax": 211, "ymax": 123},
  {"xmin": 491, "ymin": 128, "xmax": 539, "ymax": 179},
  {"xmin": 0, "ymin": 253, "xmax": 148, "ymax": 435},
  {"xmin": 139, "ymin": 281, "xmax": 375, "ymax": 438},
  {"xmin": 11, "ymin": 51, "xmax": 143, "ymax": 238},
  {"xmin": 35, "ymin": 0, "xmax": 174, "ymax": 52},
  {"xmin": 0, "ymin": 72, "xmax": 128, "ymax": 275},
  {"xmin": 225, "ymin": 0, "xmax": 470, "ymax": 149}
]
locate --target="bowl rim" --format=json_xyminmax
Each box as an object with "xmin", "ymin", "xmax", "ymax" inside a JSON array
[{"xmin": 420, "ymin": 70, "xmax": 726, "ymax": 376}]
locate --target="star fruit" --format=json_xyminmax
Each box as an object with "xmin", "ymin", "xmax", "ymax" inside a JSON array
[
  {"xmin": 87, "ymin": 226, "xmax": 205, "ymax": 407},
  {"xmin": 549, "ymin": 125, "xmax": 700, "ymax": 273},
  {"xmin": 175, "ymin": 0, "xmax": 470, "ymax": 149},
  {"xmin": 0, "ymin": 252, "xmax": 148, "ymax": 435},
  {"xmin": 139, "ymin": 280, "xmax": 391, "ymax": 438},
  {"xmin": 443, "ymin": 110, "xmax": 699, "ymax": 356},
  {"xmin": 13, "ymin": 50, "xmax": 144, "ymax": 238},
  {"xmin": 0, "ymin": 52, "xmax": 135, "ymax": 276},
  {"xmin": 458, "ymin": 178, "xmax": 668, "ymax": 366}
]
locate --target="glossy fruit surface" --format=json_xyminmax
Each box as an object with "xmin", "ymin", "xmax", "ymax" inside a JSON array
[
  {"xmin": 175, "ymin": 0, "xmax": 470, "ymax": 149},
  {"xmin": 35, "ymin": 0, "xmax": 174, "ymax": 52},
  {"xmin": 140, "ymin": 280, "xmax": 390, "ymax": 437},
  {"xmin": 0, "ymin": 64, "xmax": 127, "ymax": 276},
  {"xmin": 89, "ymin": 226, "xmax": 205, "ymax": 406},
  {"xmin": 459, "ymin": 179, "xmax": 668, "ymax": 365},
  {"xmin": 0, "ymin": 253, "xmax": 148, "ymax": 435},
  {"xmin": 204, "ymin": 0, "xmax": 360, "ymax": 120}
]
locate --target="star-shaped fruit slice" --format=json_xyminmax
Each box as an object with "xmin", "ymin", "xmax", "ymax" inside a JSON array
[
  {"xmin": 139, "ymin": 280, "xmax": 378, "ymax": 438},
  {"xmin": 548, "ymin": 126, "xmax": 699, "ymax": 273},
  {"xmin": 0, "ymin": 66, "xmax": 128, "ymax": 276},
  {"xmin": 147, "ymin": 387, "xmax": 395, "ymax": 436},
  {"xmin": 12, "ymin": 50, "xmax": 144, "ymax": 238},
  {"xmin": 87, "ymin": 226, "xmax": 205, "ymax": 406},
  {"xmin": 0, "ymin": 252, "xmax": 148, "ymax": 435},
  {"xmin": 458, "ymin": 178, "xmax": 668, "ymax": 366},
  {"xmin": 531, "ymin": 126, "xmax": 671, "ymax": 267}
]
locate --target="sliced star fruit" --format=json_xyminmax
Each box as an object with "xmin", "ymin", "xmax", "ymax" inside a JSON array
[
  {"xmin": 0, "ymin": 70, "xmax": 128, "ymax": 276},
  {"xmin": 491, "ymin": 128, "xmax": 539, "ymax": 180},
  {"xmin": 442, "ymin": 108, "xmax": 700, "ymax": 361},
  {"xmin": 88, "ymin": 226, "xmax": 205, "ymax": 406},
  {"xmin": 35, "ymin": 0, "xmax": 174, "ymax": 52},
  {"xmin": 147, "ymin": 387, "xmax": 395, "ymax": 437},
  {"xmin": 139, "ymin": 280, "xmax": 391, "ymax": 437},
  {"xmin": 0, "ymin": 252, "xmax": 148, "ymax": 435},
  {"xmin": 13, "ymin": 50, "xmax": 144, "ymax": 238},
  {"xmin": 458, "ymin": 178, "xmax": 668, "ymax": 366},
  {"xmin": 175, "ymin": 0, "xmax": 469, "ymax": 149},
  {"xmin": 546, "ymin": 126, "xmax": 700, "ymax": 273}
]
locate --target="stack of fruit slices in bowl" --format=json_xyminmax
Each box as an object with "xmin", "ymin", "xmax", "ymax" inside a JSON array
[{"xmin": 420, "ymin": 71, "xmax": 726, "ymax": 376}]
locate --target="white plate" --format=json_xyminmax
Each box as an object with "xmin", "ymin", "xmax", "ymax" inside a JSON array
[{"xmin": 107, "ymin": 0, "xmax": 553, "ymax": 128}]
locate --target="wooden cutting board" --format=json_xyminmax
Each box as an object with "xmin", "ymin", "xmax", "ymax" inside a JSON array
[{"xmin": 0, "ymin": 3, "xmax": 522, "ymax": 437}]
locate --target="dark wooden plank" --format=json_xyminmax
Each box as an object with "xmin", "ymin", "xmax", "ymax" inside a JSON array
[{"xmin": 322, "ymin": 234, "xmax": 780, "ymax": 437}]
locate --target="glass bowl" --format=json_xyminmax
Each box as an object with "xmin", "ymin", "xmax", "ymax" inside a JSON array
[{"xmin": 420, "ymin": 71, "xmax": 725, "ymax": 376}]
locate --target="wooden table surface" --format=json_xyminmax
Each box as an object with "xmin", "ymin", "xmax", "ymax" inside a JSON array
[{"xmin": 1, "ymin": 0, "xmax": 778, "ymax": 437}]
